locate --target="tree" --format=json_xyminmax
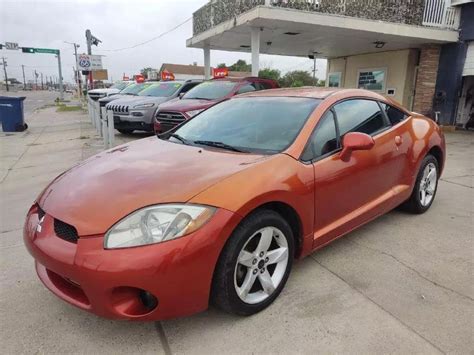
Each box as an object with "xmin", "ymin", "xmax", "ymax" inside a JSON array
[
  {"xmin": 228, "ymin": 59, "xmax": 251, "ymax": 72},
  {"xmin": 140, "ymin": 67, "xmax": 156, "ymax": 79},
  {"xmin": 258, "ymin": 68, "xmax": 281, "ymax": 82},
  {"xmin": 217, "ymin": 63, "xmax": 227, "ymax": 68},
  {"xmin": 279, "ymin": 70, "xmax": 317, "ymax": 87}
]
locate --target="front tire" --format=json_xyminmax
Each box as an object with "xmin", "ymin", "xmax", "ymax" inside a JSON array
[
  {"xmin": 401, "ymin": 154, "xmax": 439, "ymax": 214},
  {"xmin": 212, "ymin": 210, "xmax": 294, "ymax": 316}
]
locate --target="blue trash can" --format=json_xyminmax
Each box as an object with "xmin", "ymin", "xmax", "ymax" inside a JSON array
[{"xmin": 0, "ymin": 96, "xmax": 28, "ymax": 132}]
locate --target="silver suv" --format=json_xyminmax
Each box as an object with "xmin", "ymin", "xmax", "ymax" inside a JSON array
[{"xmin": 105, "ymin": 80, "xmax": 201, "ymax": 134}]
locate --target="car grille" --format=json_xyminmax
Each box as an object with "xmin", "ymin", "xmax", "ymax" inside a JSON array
[
  {"xmin": 108, "ymin": 104, "xmax": 129, "ymax": 114},
  {"xmin": 54, "ymin": 219, "xmax": 79, "ymax": 244},
  {"xmin": 156, "ymin": 112, "xmax": 187, "ymax": 132}
]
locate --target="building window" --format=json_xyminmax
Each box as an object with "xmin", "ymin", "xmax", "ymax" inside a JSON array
[
  {"xmin": 328, "ymin": 72, "xmax": 342, "ymax": 88},
  {"xmin": 357, "ymin": 68, "xmax": 386, "ymax": 92}
]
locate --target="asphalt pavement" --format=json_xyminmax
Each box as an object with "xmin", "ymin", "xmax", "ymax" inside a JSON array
[
  {"xmin": 0, "ymin": 89, "xmax": 65, "ymax": 114},
  {"xmin": 0, "ymin": 105, "xmax": 472, "ymax": 354}
]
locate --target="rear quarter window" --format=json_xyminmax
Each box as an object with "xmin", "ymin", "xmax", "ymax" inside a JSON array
[{"xmin": 380, "ymin": 103, "xmax": 408, "ymax": 125}]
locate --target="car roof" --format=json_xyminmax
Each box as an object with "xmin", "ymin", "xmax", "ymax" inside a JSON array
[
  {"xmin": 239, "ymin": 87, "xmax": 388, "ymax": 100},
  {"xmin": 212, "ymin": 76, "xmax": 273, "ymax": 83}
]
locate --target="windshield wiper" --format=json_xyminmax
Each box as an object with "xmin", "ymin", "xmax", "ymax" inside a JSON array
[
  {"xmin": 169, "ymin": 133, "xmax": 189, "ymax": 145},
  {"xmin": 188, "ymin": 97, "xmax": 211, "ymax": 101},
  {"xmin": 194, "ymin": 140, "xmax": 247, "ymax": 153}
]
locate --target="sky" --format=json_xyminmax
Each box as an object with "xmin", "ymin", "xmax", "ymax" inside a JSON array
[{"xmin": 0, "ymin": 0, "xmax": 327, "ymax": 84}]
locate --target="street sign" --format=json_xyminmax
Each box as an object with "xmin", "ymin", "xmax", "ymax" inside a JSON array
[
  {"xmin": 21, "ymin": 47, "xmax": 59, "ymax": 54},
  {"xmin": 5, "ymin": 42, "xmax": 19, "ymax": 50},
  {"xmin": 35, "ymin": 48, "xmax": 59, "ymax": 54},
  {"xmin": 77, "ymin": 54, "xmax": 103, "ymax": 71}
]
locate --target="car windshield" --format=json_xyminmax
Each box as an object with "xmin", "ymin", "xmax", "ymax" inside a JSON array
[
  {"xmin": 174, "ymin": 97, "xmax": 320, "ymax": 153},
  {"xmin": 111, "ymin": 82, "xmax": 129, "ymax": 90},
  {"xmin": 183, "ymin": 80, "xmax": 237, "ymax": 100},
  {"xmin": 120, "ymin": 83, "xmax": 152, "ymax": 95},
  {"xmin": 138, "ymin": 82, "xmax": 182, "ymax": 97}
]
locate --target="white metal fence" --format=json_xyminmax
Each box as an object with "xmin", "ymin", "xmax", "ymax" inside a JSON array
[
  {"xmin": 87, "ymin": 98, "xmax": 115, "ymax": 149},
  {"xmin": 422, "ymin": 0, "xmax": 460, "ymax": 30}
]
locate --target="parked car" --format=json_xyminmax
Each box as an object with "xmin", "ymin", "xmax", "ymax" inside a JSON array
[
  {"xmin": 154, "ymin": 77, "xmax": 279, "ymax": 133},
  {"xmin": 106, "ymin": 80, "xmax": 202, "ymax": 134},
  {"xmin": 98, "ymin": 82, "xmax": 155, "ymax": 107},
  {"xmin": 87, "ymin": 81, "xmax": 133, "ymax": 101},
  {"xmin": 24, "ymin": 88, "xmax": 445, "ymax": 321}
]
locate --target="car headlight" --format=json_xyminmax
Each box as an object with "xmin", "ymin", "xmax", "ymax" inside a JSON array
[
  {"xmin": 133, "ymin": 103, "xmax": 155, "ymax": 109},
  {"xmin": 104, "ymin": 204, "xmax": 216, "ymax": 249},
  {"xmin": 186, "ymin": 109, "xmax": 204, "ymax": 117}
]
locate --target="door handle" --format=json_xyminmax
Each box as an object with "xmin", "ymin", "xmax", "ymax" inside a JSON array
[{"xmin": 395, "ymin": 136, "xmax": 403, "ymax": 146}]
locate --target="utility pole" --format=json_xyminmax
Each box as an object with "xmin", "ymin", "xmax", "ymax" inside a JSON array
[
  {"xmin": 34, "ymin": 70, "xmax": 38, "ymax": 89},
  {"xmin": 85, "ymin": 29, "xmax": 102, "ymax": 90},
  {"xmin": 65, "ymin": 41, "xmax": 81, "ymax": 98},
  {"xmin": 21, "ymin": 64, "xmax": 26, "ymax": 90},
  {"xmin": 41, "ymin": 72, "xmax": 44, "ymax": 90},
  {"xmin": 57, "ymin": 51, "xmax": 64, "ymax": 100},
  {"xmin": 1, "ymin": 57, "xmax": 9, "ymax": 92}
]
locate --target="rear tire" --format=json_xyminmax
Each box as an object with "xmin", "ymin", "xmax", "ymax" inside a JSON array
[
  {"xmin": 401, "ymin": 154, "xmax": 439, "ymax": 214},
  {"xmin": 212, "ymin": 209, "xmax": 294, "ymax": 316},
  {"xmin": 117, "ymin": 129, "xmax": 134, "ymax": 134}
]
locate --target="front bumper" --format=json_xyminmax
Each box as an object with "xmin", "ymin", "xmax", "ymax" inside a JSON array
[
  {"xmin": 114, "ymin": 111, "xmax": 154, "ymax": 132},
  {"xmin": 24, "ymin": 205, "xmax": 239, "ymax": 320}
]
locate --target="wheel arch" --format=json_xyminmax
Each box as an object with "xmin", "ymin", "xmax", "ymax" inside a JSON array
[{"xmin": 237, "ymin": 201, "xmax": 305, "ymax": 259}]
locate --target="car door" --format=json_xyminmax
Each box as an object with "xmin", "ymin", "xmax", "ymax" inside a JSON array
[{"xmin": 303, "ymin": 99, "xmax": 405, "ymax": 249}]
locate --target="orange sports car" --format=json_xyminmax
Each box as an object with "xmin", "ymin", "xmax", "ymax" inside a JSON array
[{"xmin": 24, "ymin": 88, "xmax": 445, "ymax": 320}]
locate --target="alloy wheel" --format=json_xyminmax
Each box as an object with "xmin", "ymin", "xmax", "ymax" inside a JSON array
[
  {"xmin": 233, "ymin": 226, "xmax": 289, "ymax": 304},
  {"xmin": 419, "ymin": 162, "xmax": 437, "ymax": 207}
]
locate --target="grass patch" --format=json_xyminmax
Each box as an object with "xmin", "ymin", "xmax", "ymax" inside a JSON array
[{"xmin": 56, "ymin": 105, "xmax": 82, "ymax": 112}]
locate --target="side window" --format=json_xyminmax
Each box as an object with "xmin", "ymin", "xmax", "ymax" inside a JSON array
[
  {"xmin": 301, "ymin": 110, "xmax": 338, "ymax": 161},
  {"xmin": 236, "ymin": 83, "xmax": 257, "ymax": 94},
  {"xmin": 380, "ymin": 102, "xmax": 407, "ymax": 125},
  {"xmin": 257, "ymin": 82, "xmax": 273, "ymax": 90},
  {"xmin": 180, "ymin": 83, "xmax": 199, "ymax": 94},
  {"xmin": 334, "ymin": 99, "xmax": 388, "ymax": 136}
]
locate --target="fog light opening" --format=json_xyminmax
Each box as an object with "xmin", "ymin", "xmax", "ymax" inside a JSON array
[{"xmin": 139, "ymin": 290, "xmax": 158, "ymax": 311}]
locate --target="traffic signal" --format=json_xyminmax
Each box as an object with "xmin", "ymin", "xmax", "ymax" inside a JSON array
[
  {"xmin": 0, "ymin": 44, "xmax": 2, "ymax": 50},
  {"xmin": 22, "ymin": 47, "xmax": 35, "ymax": 53}
]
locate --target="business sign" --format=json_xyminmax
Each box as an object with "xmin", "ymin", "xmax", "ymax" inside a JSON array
[
  {"xmin": 77, "ymin": 54, "xmax": 103, "ymax": 71},
  {"xmin": 213, "ymin": 67, "xmax": 228, "ymax": 78},
  {"xmin": 92, "ymin": 69, "xmax": 108, "ymax": 80},
  {"xmin": 5, "ymin": 42, "xmax": 19, "ymax": 50},
  {"xmin": 135, "ymin": 74, "xmax": 145, "ymax": 83},
  {"xmin": 161, "ymin": 70, "xmax": 175, "ymax": 81}
]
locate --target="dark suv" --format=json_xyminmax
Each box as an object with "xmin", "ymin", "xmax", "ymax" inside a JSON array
[{"xmin": 154, "ymin": 77, "xmax": 279, "ymax": 133}]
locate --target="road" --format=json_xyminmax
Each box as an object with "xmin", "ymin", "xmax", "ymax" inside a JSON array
[{"xmin": 0, "ymin": 90, "xmax": 67, "ymax": 114}]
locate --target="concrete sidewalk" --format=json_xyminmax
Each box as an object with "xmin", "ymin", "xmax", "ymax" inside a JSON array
[{"xmin": 1, "ymin": 106, "xmax": 473, "ymax": 354}]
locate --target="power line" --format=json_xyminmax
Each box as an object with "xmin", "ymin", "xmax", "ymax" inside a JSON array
[{"xmin": 98, "ymin": 17, "xmax": 191, "ymax": 53}]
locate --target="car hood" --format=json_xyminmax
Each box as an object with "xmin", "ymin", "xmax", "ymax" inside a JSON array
[
  {"xmin": 105, "ymin": 96, "xmax": 170, "ymax": 108},
  {"xmin": 38, "ymin": 137, "xmax": 267, "ymax": 236},
  {"xmin": 159, "ymin": 98, "xmax": 217, "ymax": 112},
  {"xmin": 89, "ymin": 88, "xmax": 120, "ymax": 95},
  {"xmin": 99, "ymin": 94, "xmax": 130, "ymax": 103}
]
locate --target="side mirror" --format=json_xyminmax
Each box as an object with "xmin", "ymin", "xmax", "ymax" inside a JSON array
[
  {"xmin": 179, "ymin": 92, "xmax": 185, "ymax": 99},
  {"xmin": 340, "ymin": 132, "xmax": 374, "ymax": 161}
]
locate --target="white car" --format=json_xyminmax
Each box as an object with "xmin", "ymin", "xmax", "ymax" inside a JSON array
[{"xmin": 88, "ymin": 81, "xmax": 133, "ymax": 101}]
